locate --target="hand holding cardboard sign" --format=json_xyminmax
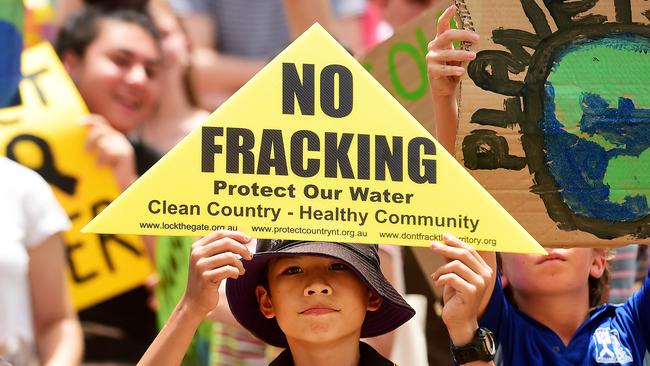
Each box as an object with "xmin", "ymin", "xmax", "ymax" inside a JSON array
[
  {"xmin": 430, "ymin": 234, "xmax": 496, "ymax": 346},
  {"xmin": 138, "ymin": 232, "xmax": 251, "ymax": 366},
  {"xmin": 81, "ymin": 114, "xmax": 137, "ymax": 191},
  {"xmin": 426, "ymin": 5, "xmax": 478, "ymax": 98},
  {"xmin": 428, "ymin": 5, "xmax": 479, "ymax": 154},
  {"xmin": 181, "ymin": 230, "xmax": 252, "ymax": 317}
]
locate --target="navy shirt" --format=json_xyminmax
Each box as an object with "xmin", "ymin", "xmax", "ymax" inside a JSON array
[
  {"xmin": 269, "ymin": 342, "xmax": 395, "ymax": 366},
  {"xmin": 481, "ymin": 268, "xmax": 650, "ymax": 365}
]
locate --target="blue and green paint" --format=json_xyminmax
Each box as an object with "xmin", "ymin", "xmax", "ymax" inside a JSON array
[{"xmin": 540, "ymin": 34, "xmax": 650, "ymax": 223}]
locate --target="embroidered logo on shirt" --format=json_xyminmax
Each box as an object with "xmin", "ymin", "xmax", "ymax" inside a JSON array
[{"xmin": 593, "ymin": 328, "xmax": 633, "ymax": 364}]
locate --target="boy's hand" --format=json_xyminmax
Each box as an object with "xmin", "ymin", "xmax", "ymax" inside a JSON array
[
  {"xmin": 431, "ymin": 234, "xmax": 493, "ymax": 346},
  {"xmin": 426, "ymin": 5, "xmax": 479, "ymax": 98},
  {"xmin": 181, "ymin": 231, "xmax": 252, "ymax": 317},
  {"xmin": 81, "ymin": 114, "xmax": 137, "ymax": 191}
]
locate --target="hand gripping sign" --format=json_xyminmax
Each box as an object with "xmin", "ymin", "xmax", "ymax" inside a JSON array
[
  {"xmin": 0, "ymin": 43, "xmax": 153, "ymax": 310},
  {"xmin": 84, "ymin": 25, "xmax": 545, "ymax": 255}
]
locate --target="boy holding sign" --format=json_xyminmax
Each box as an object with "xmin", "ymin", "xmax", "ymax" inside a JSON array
[
  {"xmin": 137, "ymin": 231, "xmax": 496, "ymax": 366},
  {"xmin": 428, "ymin": 5, "xmax": 650, "ymax": 365}
]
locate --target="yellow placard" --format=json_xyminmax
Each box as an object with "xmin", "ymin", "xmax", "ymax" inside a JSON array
[
  {"xmin": 84, "ymin": 25, "xmax": 545, "ymax": 254},
  {"xmin": 0, "ymin": 43, "xmax": 153, "ymax": 309}
]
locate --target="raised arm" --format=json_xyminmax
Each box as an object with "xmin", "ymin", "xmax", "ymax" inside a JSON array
[
  {"xmin": 427, "ymin": 5, "xmax": 479, "ymax": 154},
  {"xmin": 174, "ymin": 6, "xmax": 266, "ymax": 108},
  {"xmin": 282, "ymin": 0, "xmax": 333, "ymax": 40},
  {"xmin": 427, "ymin": 4, "xmax": 498, "ymax": 315},
  {"xmin": 138, "ymin": 231, "xmax": 252, "ymax": 366}
]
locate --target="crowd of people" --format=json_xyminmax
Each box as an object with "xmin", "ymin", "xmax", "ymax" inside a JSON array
[{"xmin": 1, "ymin": 1, "xmax": 648, "ymax": 365}]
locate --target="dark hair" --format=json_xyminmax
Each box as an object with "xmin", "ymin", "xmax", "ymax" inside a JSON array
[
  {"xmin": 589, "ymin": 266, "xmax": 610, "ymax": 307},
  {"xmin": 56, "ymin": 4, "xmax": 161, "ymax": 58},
  {"xmin": 496, "ymin": 253, "xmax": 611, "ymax": 308},
  {"xmin": 180, "ymin": 46, "xmax": 199, "ymax": 108},
  {"xmin": 258, "ymin": 260, "xmax": 271, "ymax": 295}
]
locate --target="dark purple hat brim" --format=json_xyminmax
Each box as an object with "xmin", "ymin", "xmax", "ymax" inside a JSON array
[{"xmin": 225, "ymin": 242, "xmax": 415, "ymax": 348}]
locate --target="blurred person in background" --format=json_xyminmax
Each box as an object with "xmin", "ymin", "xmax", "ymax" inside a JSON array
[
  {"xmin": 609, "ymin": 245, "xmax": 650, "ymax": 304},
  {"xmin": 55, "ymin": 5, "xmax": 163, "ymax": 363},
  {"xmin": 166, "ymin": 0, "xmax": 289, "ymax": 108},
  {"xmin": 0, "ymin": 157, "xmax": 83, "ymax": 366},
  {"xmin": 137, "ymin": 0, "xmax": 208, "ymax": 157},
  {"xmin": 140, "ymin": 2, "xmax": 271, "ymax": 365},
  {"xmin": 609, "ymin": 245, "xmax": 641, "ymax": 304},
  {"xmin": 168, "ymin": 0, "xmax": 366, "ymax": 109},
  {"xmin": 1, "ymin": 3, "xmax": 83, "ymax": 365}
]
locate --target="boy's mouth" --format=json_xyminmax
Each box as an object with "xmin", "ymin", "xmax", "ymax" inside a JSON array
[
  {"xmin": 300, "ymin": 305, "xmax": 340, "ymax": 316},
  {"xmin": 536, "ymin": 252, "xmax": 567, "ymax": 264},
  {"xmin": 114, "ymin": 94, "xmax": 143, "ymax": 112}
]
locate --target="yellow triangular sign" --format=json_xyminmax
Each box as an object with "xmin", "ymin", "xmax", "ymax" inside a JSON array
[{"xmin": 84, "ymin": 24, "xmax": 545, "ymax": 254}]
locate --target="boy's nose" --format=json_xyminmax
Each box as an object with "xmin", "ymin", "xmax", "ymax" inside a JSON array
[
  {"xmin": 304, "ymin": 282, "xmax": 332, "ymax": 296},
  {"xmin": 125, "ymin": 63, "xmax": 149, "ymax": 85}
]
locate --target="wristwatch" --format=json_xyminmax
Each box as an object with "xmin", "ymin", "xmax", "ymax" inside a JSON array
[{"xmin": 451, "ymin": 327, "xmax": 496, "ymax": 364}]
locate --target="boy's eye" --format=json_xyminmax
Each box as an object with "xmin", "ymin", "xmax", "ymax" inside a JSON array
[
  {"xmin": 282, "ymin": 266, "xmax": 303, "ymax": 275},
  {"xmin": 111, "ymin": 55, "xmax": 131, "ymax": 68},
  {"xmin": 329, "ymin": 263, "xmax": 348, "ymax": 271}
]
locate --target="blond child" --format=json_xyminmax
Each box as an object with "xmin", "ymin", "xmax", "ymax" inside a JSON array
[{"xmin": 428, "ymin": 5, "xmax": 650, "ymax": 365}]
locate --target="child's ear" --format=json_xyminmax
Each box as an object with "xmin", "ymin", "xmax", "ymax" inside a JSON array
[
  {"xmin": 367, "ymin": 291, "xmax": 383, "ymax": 312},
  {"xmin": 589, "ymin": 249, "xmax": 607, "ymax": 279},
  {"xmin": 255, "ymin": 285, "xmax": 276, "ymax": 319}
]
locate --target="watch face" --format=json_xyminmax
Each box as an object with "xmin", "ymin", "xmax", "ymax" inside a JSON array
[
  {"xmin": 452, "ymin": 328, "xmax": 497, "ymax": 364},
  {"xmin": 480, "ymin": 328, "xmax": 497, "ymax": 356}
]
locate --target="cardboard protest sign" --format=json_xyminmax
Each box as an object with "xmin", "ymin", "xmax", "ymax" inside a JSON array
[
  {"xmin": 358, "ymin": 1, "xmax": 452, "ymax": 137},
  {"xmin": 0, "ymin": 43, "xmax": 153, "ymax": 309},
  {"xmin": 455, "ymin": 0, "xmax": 650, "ymax": 247},
  {"xmin": 84, "ymin": 24, "xmax": 545, "ymax": 254}
]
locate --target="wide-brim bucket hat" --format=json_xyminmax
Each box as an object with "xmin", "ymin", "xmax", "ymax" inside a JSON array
[{"xmin": 226, "ymin": 239, "xmax": 415, "ymax": 348}]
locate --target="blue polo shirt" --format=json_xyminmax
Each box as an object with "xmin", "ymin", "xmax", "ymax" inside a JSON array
[{"xmin": 480, "ymin": 268, "xmax": 649, "ymax": 365}]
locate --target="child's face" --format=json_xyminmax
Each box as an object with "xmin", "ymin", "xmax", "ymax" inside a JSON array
[
  {"xmin": 64, "ymin": 19, "xmax": 162, "ymax": 133},
  {"xmin": 256, "ymin": 255, "xmax": 382, "ymax": 345},
  {"xmin": 500, "ymin": 248, "xmax": 606, "ymax": 300},
  {"xmin": 150, "ymin": 4, "xmax": 190, "ymax": 71}
]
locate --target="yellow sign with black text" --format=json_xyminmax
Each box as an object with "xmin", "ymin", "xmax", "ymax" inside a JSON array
[
  {"xmin": 84, "ymin": 25, "xmax": 545, "ymax": 254},
  {"xmin": 0, "ymin": 43, "xmax": 153, "ymax": 309}
]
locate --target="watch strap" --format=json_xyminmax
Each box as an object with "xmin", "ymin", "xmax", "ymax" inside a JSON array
[{"xmin": 451, "ymin": 328, "xmax": 495, "ymax": 364}]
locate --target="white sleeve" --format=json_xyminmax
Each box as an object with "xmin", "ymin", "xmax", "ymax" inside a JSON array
[{"xmin": 20, "ymin": 167, "xmax": 70, "ymax": 247}]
